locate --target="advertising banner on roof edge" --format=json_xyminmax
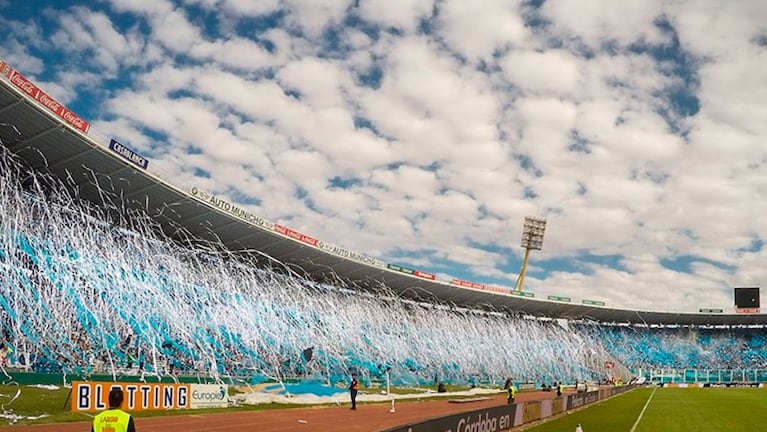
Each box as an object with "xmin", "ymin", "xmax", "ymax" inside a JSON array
[
  {"xmin": 273, "ymin": 223, "xmax": 318, "ymax": 247},
  {"xmin": 485, "ymin": 285, "xmax": 509, "ymax": 293},
  {"xmin": 109, "ymin": 138, "xmax": 149, "ymax": 170},
  {"xmin": 452, "ymin": 278, "xmax": 511, "ymax": 294},
  {"xmin": 451, "ymin": 278, "xmax": 485, "ymax": 290},
  {"xmin": 317, "ymin": 241, "xmax": 385, "ymax": 268},
  {"xmin": 414, "ymin": 270, "xmax": 435, "ymax": 280},
  {"xmin": 582, "ymin": 299, "xmax": 605, "ymax": 306},
  {"xmin": 0, "ymin": 58, "xmax": 11, "ymax": 79},
  {"xmin": 189, "ymin": 186, "xmax": 384, "ymax": 268},
  {"xmin": 387, "ymin": 263, "xmax": 435, "ymax": 280},
  {"xmin": 190, "ymin": 186, "xmax": 273, "ymax": 229},
  {"xmin": 7, "ymin": 69, "xmax": 90, "ymax": 133}
]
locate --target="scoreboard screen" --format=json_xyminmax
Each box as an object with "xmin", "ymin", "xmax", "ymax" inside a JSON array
[{"xmin": 734, "ymin": 287, "xmax": 760, "ymax": 308}]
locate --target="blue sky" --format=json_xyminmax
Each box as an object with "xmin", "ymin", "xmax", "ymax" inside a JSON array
[{"xmin": 1, "ymin": 0, "xmax": 766, "ymax": 312}]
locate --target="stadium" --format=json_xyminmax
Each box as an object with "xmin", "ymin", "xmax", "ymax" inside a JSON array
[{"xmin": 1, "ymin": 55, "xmax": 767, "ymax": 432}]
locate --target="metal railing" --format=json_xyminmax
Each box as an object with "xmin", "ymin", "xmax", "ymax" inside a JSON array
[{"xmin": 632, "ymin": 367, "xmax": 767, "ymax": 383}]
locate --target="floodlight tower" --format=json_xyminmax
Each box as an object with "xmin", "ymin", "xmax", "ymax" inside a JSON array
[{"xmin": 514, "ymin": 216, "xmax": 547, "ymax": 292}]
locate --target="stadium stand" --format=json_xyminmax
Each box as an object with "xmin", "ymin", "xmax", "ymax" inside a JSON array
[
  {"xmin": 0, "ymin": 146, "xmax": 628, "ymax": 386},
  {"xmin": 580, "ymin": 323, "xmax": 767, "ymax": 383},
  {"xmin": 1, "ymin": 56, "xmax": 766, "ymax": 395}
]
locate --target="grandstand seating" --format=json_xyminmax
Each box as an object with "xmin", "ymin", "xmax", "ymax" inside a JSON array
[
  {"xmin": 0, "ymin": 156, "xmax": 622, "ymax": 387},
  {"xmin": 580, "ymin": 324, "xmax": 767, "ymax": 383},
  {"xmin": 3, "ymin": 148, "xmax": 767, "ymax": 387},
  {"xmin": 0, "ymin": 222, "xmax": 622, "ymax": 385}
]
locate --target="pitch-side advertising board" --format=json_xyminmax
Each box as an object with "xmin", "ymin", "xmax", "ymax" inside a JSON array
[{"xmin": 71, "ymin": 381, "xmax": 228, "ymax": 412}]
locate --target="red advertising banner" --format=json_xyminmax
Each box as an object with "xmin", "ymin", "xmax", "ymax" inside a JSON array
[
  {"xmin": 485, "ymin": 285, "xmax": 509, "ymax": 293},
  {"xmin": 9, "ymin": 70, "xmax": 90, "ymax": 133},
  {"xmin": 0, "ymin": 59, "xmax": 11, "ymax": 78},
  {"xmin": 414, "ymin": 270, "xmax": 435, "ymax": 280},
  {"xmin": 273, "ymin": 224, "xmax": 318, "ymax": 246},
  {"xmin": 451, "ymin": 278, "xmax": 486, "ymax": 290},
  {"xmin": 451, "ymin": 279, "xmax": 509, "ymax": 294}
]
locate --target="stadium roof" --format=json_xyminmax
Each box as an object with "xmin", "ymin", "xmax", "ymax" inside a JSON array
[{"xmin": 0, "ymin": 63, "xmax": 763, "ymax": 326}]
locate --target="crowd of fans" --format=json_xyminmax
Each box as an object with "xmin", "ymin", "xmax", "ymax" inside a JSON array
[
  {"xmin": 581, "ymin": 324, "xmax": 767, "ymax": 372},
  {"xmin": 3, "ymin": 148, "xmax": 765, "ymax": 388}
]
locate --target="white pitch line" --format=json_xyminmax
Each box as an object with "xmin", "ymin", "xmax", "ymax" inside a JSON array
[{"xmin": 629, "ymin": 386, "xmax": 657, "ymax": 432}]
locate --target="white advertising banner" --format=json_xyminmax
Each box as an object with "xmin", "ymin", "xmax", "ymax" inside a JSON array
[{"xmin": 189, "ymin": 384, "xmax": 229, "ymax": 409}]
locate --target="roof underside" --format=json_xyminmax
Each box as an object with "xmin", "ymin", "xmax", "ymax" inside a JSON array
[{"xmin": 0, "ymin": 78, "xmax": 763, "ymax": 326}]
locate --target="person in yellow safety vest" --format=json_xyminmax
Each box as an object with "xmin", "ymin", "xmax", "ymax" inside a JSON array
[
  {"xmin": 92, "ymin": 388, "xmax": 136, "ymax": 432},
  {"xmin": 507, "ymin": 382, "xmax": 517, "ymax": 404}
]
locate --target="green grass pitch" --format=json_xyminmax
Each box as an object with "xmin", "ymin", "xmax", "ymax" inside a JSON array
[{"xmin": 525, "ymin": 387, "xmax": 767, "ymax": 432}]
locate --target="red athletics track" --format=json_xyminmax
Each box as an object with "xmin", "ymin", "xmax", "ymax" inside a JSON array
[{"xmin": 0, "ymin": 391, "xmax": 561, "ymax": 432}]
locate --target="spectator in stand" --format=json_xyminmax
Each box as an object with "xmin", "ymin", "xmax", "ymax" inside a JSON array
[
  {"xmin": 0, "ymin": 342, "xmax": 9, "ymax": 367},
  {"xmin": 126, "ymin": 350, "xmax": 135, "ymax": 370}
]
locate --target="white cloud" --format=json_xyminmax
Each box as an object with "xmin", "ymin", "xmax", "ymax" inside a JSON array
[
  {"xmin": 196, "ymin": 0, "xmax": 282, "ymax": 17},
  {"xmin": 539, "ymin": 0, "xmax": 669, "ymax": 49},
  {"xmin": 695, "ymin": 53, "xmax": 767, "ymax": 136},
  {"xmin": 35, "ymin": 8, "xmax": 148, "ymax": 92},
  {"xmin": 152, "ymin": 8, "xmax": 204, "ymax": 53},
  {"xmin": 277, "ymin": 58, "xmax": 350, "ymax": 108},
  {"xmin": 501, "ymin": 50, "xmax": 584, "ymax": 97},
  {"xmin": 436, "ymin": 0, "xmax": 531, "ymax": 61},
  {"xmin": 283, "ymin": 0, "xmax": 353, "ymax": 37},
  {"xmin": 3, "ymin": 0, "xmax": 767, "ymax": 312},
  {"xmin": 670, "ymin": 1, "xmax": 767, "ymax": 58},
  {"xmin": 357, "ymin": 0, "xmax": 434, "ymax": 33},
  {"xmin": 189, "ymin": 38, "xmax": 280, "ymax": 70},
  {"xmin": 107, "ymin": 0, "xmax": 173, "ymax": 16}
]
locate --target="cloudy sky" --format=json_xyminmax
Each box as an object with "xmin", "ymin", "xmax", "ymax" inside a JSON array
[{"xmin": 1, "ymin": 0, "xmax": 766, "ymax": 312}]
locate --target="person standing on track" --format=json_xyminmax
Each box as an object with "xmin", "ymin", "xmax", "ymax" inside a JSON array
[
  {"xmin": 507, "ymin": 381, "xmax": 517, "ymax": 404},
  {"xmin": 349, "ymin": 373, "xmax": 359, "ymax": 410},
  {"xmin": 92, "ymin": 388, "xmax": 136, "ymax": 432}
]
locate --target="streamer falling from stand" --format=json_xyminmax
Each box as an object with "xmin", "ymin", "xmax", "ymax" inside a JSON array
[{"xmin": 0, "ymin": 147, "xmax": 625, "ymax": 394}]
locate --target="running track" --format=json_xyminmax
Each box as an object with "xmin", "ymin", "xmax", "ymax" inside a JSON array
[{"xmin": 0, "ymin": 391, "xmax": 560, "ymax": 431}]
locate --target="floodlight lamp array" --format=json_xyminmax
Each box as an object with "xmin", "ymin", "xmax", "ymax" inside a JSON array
[{"xmin": 520, "ymin": 216, "xmax": 547, "ymax": 250}]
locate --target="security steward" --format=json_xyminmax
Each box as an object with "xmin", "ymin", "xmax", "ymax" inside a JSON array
[
  {"xmin": 507, "ymin": 382, "xmax": 517, "ymax": 404},
  {"xmin": 92, "ymin": 388, "xmax": 136, "ymax": 432}
]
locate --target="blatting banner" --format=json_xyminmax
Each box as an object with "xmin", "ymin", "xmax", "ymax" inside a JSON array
[{"xmin": 71, "ymin": 381, "xmax": 191, "ymax": 412}]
